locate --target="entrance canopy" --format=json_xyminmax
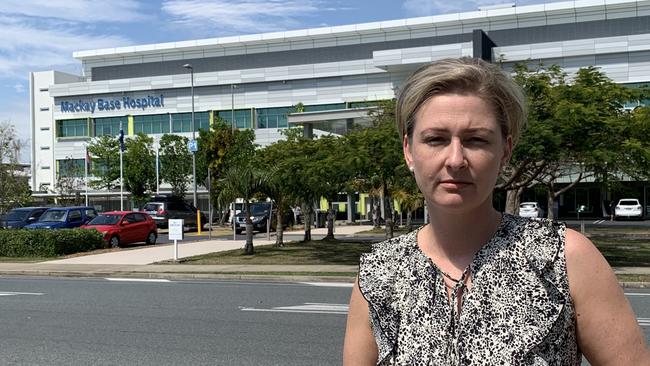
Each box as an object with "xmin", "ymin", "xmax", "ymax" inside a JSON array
[{"xmin": 287, "ymin": 107, "xmax": 378, "ymax": 138}]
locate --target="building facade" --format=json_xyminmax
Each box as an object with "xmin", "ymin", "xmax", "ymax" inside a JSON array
[{"xmin": 29, "ymin": 0, "xmax": 650, "ymax": 216}]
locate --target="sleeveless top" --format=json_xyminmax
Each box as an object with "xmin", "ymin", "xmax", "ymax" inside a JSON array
[{"xmin": 358, "ymin": 213, "xmax": 581, "ymax": 365}]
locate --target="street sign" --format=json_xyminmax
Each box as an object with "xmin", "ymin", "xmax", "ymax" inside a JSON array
[
  {"xmin": 188, "ymin": 139, "xmax": 198, "ymax": 153},
  {"xmin": 169, "ymin": 219, "xmax": 184, "ymax": 240}
]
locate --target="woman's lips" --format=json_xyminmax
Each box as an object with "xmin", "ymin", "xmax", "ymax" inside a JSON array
[{"xmin": 439, "ymin": 180, "xmax": 472, "ymax": 189}]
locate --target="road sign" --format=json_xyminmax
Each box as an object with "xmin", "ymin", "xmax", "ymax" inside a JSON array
[
  {"xmin": 188, "ymin": 139, "xmax": 198, "ymax": 153},
  {"xmin": 169, "ymin": 219, "xmax": 184, "ymax": 241}
]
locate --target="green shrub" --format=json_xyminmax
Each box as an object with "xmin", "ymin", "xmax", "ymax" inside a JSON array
[{"xmin": 0, "ymin": 228, "xmax": 104, "ymax": 257}]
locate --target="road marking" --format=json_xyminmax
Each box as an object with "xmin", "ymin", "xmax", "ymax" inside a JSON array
[
  {"xmin": 242, "ymin": 302, "xmax": 349, "ymax": 315},
  {"xmin": 105, "ymin": 278, "xmax": 171, "ymax": 283},
  {"xmin": 300, "ymin": 282, "xmax": 354, "ymax": 288},
  {"xmin": 639, "ymin": 318, "xmax": 650, "ymax": 327},
  {"xmin": 0, "ymin": 291, "xmax": 44, "ymax": 296},
  {"xmin": 593, "ymin": 219, "xmax": 605, "ymax": 224},
  {"xmin": 625, "ymin": 293, "xmax": 650, "ymax": 296}
]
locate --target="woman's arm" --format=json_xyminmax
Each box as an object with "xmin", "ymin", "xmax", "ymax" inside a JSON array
[
  {"xmin": 343, "ymin": 277, "xmax": 378, "ymax": 366},
  {"xmin": 565, "ymin": 228, "xmax": 650, "ymax": 365}
]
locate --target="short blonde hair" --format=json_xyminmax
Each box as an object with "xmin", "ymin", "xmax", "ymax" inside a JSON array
[{"xmin": 396, "ymin": 57, "xmax": 527, "ymax": 145}]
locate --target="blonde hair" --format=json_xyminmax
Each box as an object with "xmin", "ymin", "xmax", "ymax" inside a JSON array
[{"xmin": 396, "ymin": 57, "xmax": 527, "ymax": 145}]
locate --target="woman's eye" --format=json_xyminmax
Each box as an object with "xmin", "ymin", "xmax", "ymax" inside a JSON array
[
  {"xmin": 466, "ymin": 137, "xmax": 488, "ymax": 145},
  {"xmin": 423, "ymin": 136, "xmax": 446, "ymax": 145}
]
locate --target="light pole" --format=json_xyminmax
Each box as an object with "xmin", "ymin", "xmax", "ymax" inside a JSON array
[
  {"xmin": 183, "ymin": 63, "xmax": 198, "ymax": 208},
  {"xmin": 231, "ymin": 84, "xmax": 237, "ymax": 132}
]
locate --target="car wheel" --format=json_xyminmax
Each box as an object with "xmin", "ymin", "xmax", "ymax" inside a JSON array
[
  {"xmin": 146, "ymin": 231, "xmax": 157, "ymax": 245},
  {"xmin": 109, "ymin": 236, "xmax": 120, "ymax": 248}
]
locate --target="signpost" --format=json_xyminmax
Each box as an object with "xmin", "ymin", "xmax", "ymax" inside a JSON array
[{"xmin": 168, "ymin": 219, "xmax": 184, "ymax": 261}]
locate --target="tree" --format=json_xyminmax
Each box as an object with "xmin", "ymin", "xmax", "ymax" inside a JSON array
[
  {"xmin": 55, "ymin": 157, "xmax": 85, "ymax": 205},
  {"xmin": 347, "ymin": 99, "xmax": 405, "ymax": 238},
  {"xmin": 87, "ymin": 135, "xmax": 120, "ymax": 191},
  {"xmin": 0, "ymin": 121, "xmax": 31, "ymax": 213},
  {"xmin": 123, "ymin": 133, "xmax": 156, "ymax": 208},
  {"xmin": 159, "ymin": 134, "xmax": 191, "ymax": 197},
  {"xmin": 218, "ymin": 164, "xmax": 270, "ymax": 255}
]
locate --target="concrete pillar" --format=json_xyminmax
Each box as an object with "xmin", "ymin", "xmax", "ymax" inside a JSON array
[
  {"xmin": 347, "ymin": 192, "xmax": 355, "ymax": 223},
  {"xmin": 303, "ymin": 123, "xmax": 313, "ymax": 139}
]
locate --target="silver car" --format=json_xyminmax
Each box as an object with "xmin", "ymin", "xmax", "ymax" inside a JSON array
[
  {"xmin": 518, "ymin": 202, "xmax": 544, "ymax": 218},
  {"xmin": 614, "ymin": 198, "xmax": 643, "ymax": 220}
]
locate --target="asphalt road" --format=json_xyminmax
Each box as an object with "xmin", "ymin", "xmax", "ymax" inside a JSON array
[{"xmin": 0, "ymin": 277, "xmax": 647, "ymax": 365}]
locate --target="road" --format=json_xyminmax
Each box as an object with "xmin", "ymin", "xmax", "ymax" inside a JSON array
[{"xmin": 0, "ymin": 277, "xmax": 648, "ymax": 365}]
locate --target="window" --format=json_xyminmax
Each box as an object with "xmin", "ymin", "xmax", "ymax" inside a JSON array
[
  {"xmin": 256, "ymin": 107, "xmax": 293, "ymax": 128},
  {"xmin": 216, "ymin": 109, "xmax": 253, "ymax": 129},
  {"xmin": 133, "ymin": 114, "xmax": 170, "ymax": 134},
  {"xmin": 94, "ymin": 116, "xmax": 125, "ymax": 136},
  {"xmin": 40, "ymin": 107, "xmax": 50, "ymax": 111},
  {"xmin": 40, "ymin": 126, "xmax": 50, "ymax": 131},
  {"xmin": 84, "ymin": 209, "xmax": 97, "ymax": 219},
  {"xmin": 348, "ymin": 101, "xmax": 379, "ymax": 109},
  {"xmin": 57, "ymin": 119, "xmax": 88, "ymax": 137},
  {"xmin": 304, "ymin": 103, "xmax": 346, "ymax": 112},
  {"xmin": 171, "ymin": 112, "xmax": 210, "ymax": 132},
  {"xmin": 39, "ymin": 88, "xmax": 49, "ymax": 92},
  {"xmin": 57, "ymin": 159, "xmax": 84, "ymax": 178},
  {"xmin": 133, "ymin": 213, "xmax": 147, "ymax": 222},
  {"xmin": 40, "ymin": 146, "xmax": 50, "ymax": 150},
  {"xmin": 68, "ymin": 210, "xmax": 82, "ymax": 221}
]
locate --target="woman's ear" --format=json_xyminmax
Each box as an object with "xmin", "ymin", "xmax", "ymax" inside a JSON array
[{"xmin": 403, "ymin": 134, "xmax": 414, "ymax": 170}]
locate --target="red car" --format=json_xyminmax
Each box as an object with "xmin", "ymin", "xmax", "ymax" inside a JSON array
[{"xmin": 82, "ymin": 211, "xmax": 158, "ymax": 248}]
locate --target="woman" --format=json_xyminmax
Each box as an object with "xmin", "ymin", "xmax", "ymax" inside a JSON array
[{"xmin": 343, "ymin": 57, "xmax": 649, "ymax": 365}]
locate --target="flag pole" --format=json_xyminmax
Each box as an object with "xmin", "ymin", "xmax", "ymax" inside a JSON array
[{"xmin": 119, "ymin": 122, "xmax": 124, "ymax": 211}]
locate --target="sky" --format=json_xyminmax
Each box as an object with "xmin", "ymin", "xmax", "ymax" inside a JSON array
[{"xmin": 0, "ymin": 0, "xmax": 564, "ymax": 163}]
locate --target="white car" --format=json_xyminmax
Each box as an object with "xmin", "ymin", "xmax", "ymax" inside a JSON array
[
  {"xmin": 518, "ymin": 202, "xmax": 544, "ymax": 218},
  {"xmin": 614, "ymin": 198, "xmax": 643, "ymax": 220}
]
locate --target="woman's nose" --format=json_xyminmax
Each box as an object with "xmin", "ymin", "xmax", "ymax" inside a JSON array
[{"xmin": 445, "ymin": 139, "xmax": 468, "ymax": 170}]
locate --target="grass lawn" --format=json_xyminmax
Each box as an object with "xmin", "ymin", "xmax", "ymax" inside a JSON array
[
  {"xmin": 591, "ymin": 237, "xmax": 650, "ymax": 267},
  {"xmin": 0, "ymin": 257, "xmax": 52, "ymax": 262}
]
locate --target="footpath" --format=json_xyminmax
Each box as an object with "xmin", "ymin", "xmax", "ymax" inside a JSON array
[{"xmin": 0, "ymin": 224, "xmax": 648, "ymax": 287}]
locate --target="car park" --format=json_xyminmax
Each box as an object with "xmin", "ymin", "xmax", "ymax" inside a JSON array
[
  {"xmin": 24, "ymin": 206, "xmax": 97, "ymax": 229},
  {"xmin": 614, "ymin": 198, "xmax": 643, "ymax": 220},
  {"xmin": 0, "ymin": 207, "xmax": 48, "ymax": 229},
  {"xmin": 234, "ymin": 202, "xmax": 293, "ymax": 234},
  {"xmin": 518, "ymin": 202, "xmax": 544, "ymax": 218},
  {"xmin": 143, "ymin": 196, "xmax": 206, "ymax": 229},
  {"xmin": 82, "ymin": 211, "xmax": 157, "ymax": 248}
]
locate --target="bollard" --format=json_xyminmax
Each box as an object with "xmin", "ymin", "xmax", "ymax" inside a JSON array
[{"xmin": 197, "ymin": 210, "xmax": 202, "ymax": 235}]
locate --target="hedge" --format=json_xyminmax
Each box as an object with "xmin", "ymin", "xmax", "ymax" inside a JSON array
[{"xmin": 0, "ymin": 228, "xmax": 105, "ymax": 257}]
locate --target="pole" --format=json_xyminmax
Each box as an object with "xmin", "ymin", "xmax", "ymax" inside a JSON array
[
  {"xmin": 155, "ymin": 144, "xmax": 160, "ymax": 195},
  {"xmin": 208, "ymin": 167, "xmax": 212, "ymax": 239},
  {"xmin": 190, "ymin": 68, "xmax": 197, "ymax": 208},
  {"xmin": 84, "ymin": 144, "xmax": 89, "ymax": 206},
  {"xmin": 119, "ymin": 121, "xmax": 124, "ymax": 211},
  {"xmin": 231, "ymin": 84, "xmax": 235, "ymax": 132},
  {"xmin": 233, "ymin": 201, "xmax": 236, "ymax": 241},
  {"xmin": 267, "ymin": 201, "xmax": 272, "ymax": 241}
]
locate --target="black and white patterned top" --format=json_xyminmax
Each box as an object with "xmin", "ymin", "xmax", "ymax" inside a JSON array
[{"xmin": 358, "ymin": 213, "xmax": 581, "ymax": 365}]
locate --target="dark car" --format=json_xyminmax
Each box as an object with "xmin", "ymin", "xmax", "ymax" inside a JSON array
[
  {"xmin": 82, "ymin": 211, "xmax": 158, "ymax": 248},
  {"xmin": 143, "ymin": 196, "xmax": 206, "ymax": 229},
  {"xmin": 234, "ymin": 202, "xmax": 293, "ymax": 234},
  {"xmin": 0, "ymin": 207, "xmax": 49, "ymax": 229},
  {"xmin": 24, "ymin": 206, "xmax": 98, "ymax": 229}
]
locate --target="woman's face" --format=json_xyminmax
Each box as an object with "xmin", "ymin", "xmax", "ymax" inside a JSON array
[{"xmin": 403, "ymin": 93, "xmax": 512, "ymax": 213}]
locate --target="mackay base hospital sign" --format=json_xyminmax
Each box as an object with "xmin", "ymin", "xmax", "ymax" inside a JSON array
[{"xmin": 60, "ymin": 94, "xmax": 165, "ymax": 113}]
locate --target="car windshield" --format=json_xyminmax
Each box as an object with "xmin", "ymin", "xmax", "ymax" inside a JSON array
[
  {"xmin": 87, "ymin": 214, "xmax": 121, "ymax": 225},
  {"xmin": 143, "ymin": 203, "xmax": 162, "ymax": 211},
  {"xmin": 619, "ymin": 200, "xmax": 639, "ymax": 206},
  {"xmin": 39, "ymin": 210, "xmax": 67, "ymax": 222},
  {"xmin": 4, "ymin": 210, "xmax": 31, "ymax": 221},
  {"xmin": 520, "ymin": 203, "xmax": 536, "ymax": 209},
  {"xmin": 249, "ymin": 204, "xmax": 270, "ymax": 215}
]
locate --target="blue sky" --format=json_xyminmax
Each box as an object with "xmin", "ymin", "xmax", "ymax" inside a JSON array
[{"xmin": 0, "ymin": 0, "xmax": 561, "ymax": 162}]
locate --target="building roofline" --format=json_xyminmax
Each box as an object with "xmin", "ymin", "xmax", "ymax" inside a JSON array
[{"xmin": 73, "ymin": 0, "xmax": 647, "ymax": 61}]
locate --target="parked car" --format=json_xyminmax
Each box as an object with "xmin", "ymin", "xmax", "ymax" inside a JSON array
[
  {"xmin": 0, "ymin": 207, "xmax": 49, "ymax": 229},
  {"xmin": 143, "ymin": 196, "xmax": 206, "ymax": 229},
  {"xmin": 82, "ymin": 211, "xmax": 157, "ymax": 248},
  {"xmin": 24, "ymin": 206, "xmax": 97, "ymax": 229},
  {"xmin": 234, "ymin": 202, "xmax": 293, "ymax": 234},
  {"xmin": 614, "ymin": 198, "xmax": 643, "ymax": 220},
  {"xmin": 518, "ymin": 202, "xmax": 544, "ymax": 218}
]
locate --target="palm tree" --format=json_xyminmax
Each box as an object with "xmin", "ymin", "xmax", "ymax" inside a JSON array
[{"xmin": 218, "ymin": 165, "xmax": 271, "ymax": 255}]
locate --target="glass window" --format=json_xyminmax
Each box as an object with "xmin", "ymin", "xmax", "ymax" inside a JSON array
[
  {"xmin": 304, "ymin": 103, "xmax": 346, "ymax": 112},
  {"xmin": 57, "ymin": 159, "xmax": 85, "ymax": 178},
  {"xmin": 348, "ymin": 101, "xmax": 379, "ymax": 109},
  {"xmin": 256, "ymin": 107, "xmax": 293, "ymax": 129},
  {"xmin": 57, "ymin": 119, "xmax": 88, "ymax": 137},
  {"xmin": 133, "ymin": 114, "xmax": 170, "ymax": 134},
  {"xmin": 68, "ymin": 210, "xmax": 82, "ymax": 221},
  {"xmin": 94, "ymin": 116, "xmax": 125, "ymax": 136},
  {"xmin": 216, "ymin": 109, "xmax": 252, "ymax": 129},
  {"xmin": 171, "ymin": 112, "xmax": 210, "ymax": 133}
]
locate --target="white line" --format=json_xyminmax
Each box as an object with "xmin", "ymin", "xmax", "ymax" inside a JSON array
[
  {"xmin": 625, "ymin": 293, "xmax": 650, "ymax": 296},
  {"xmin": 300, "ymin": 282, "xmax": 354, "ymax": 288},
  {"xmin": 241, "ymin": 308, "xmax": 347, "ymax": 315},
  {"xmin": 0, "ymin": 291, "xmax": 44, "ymax": 296},
  {"xmin": 105, "ymin": 278, "xmax": 171, "ymax": 283}
]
